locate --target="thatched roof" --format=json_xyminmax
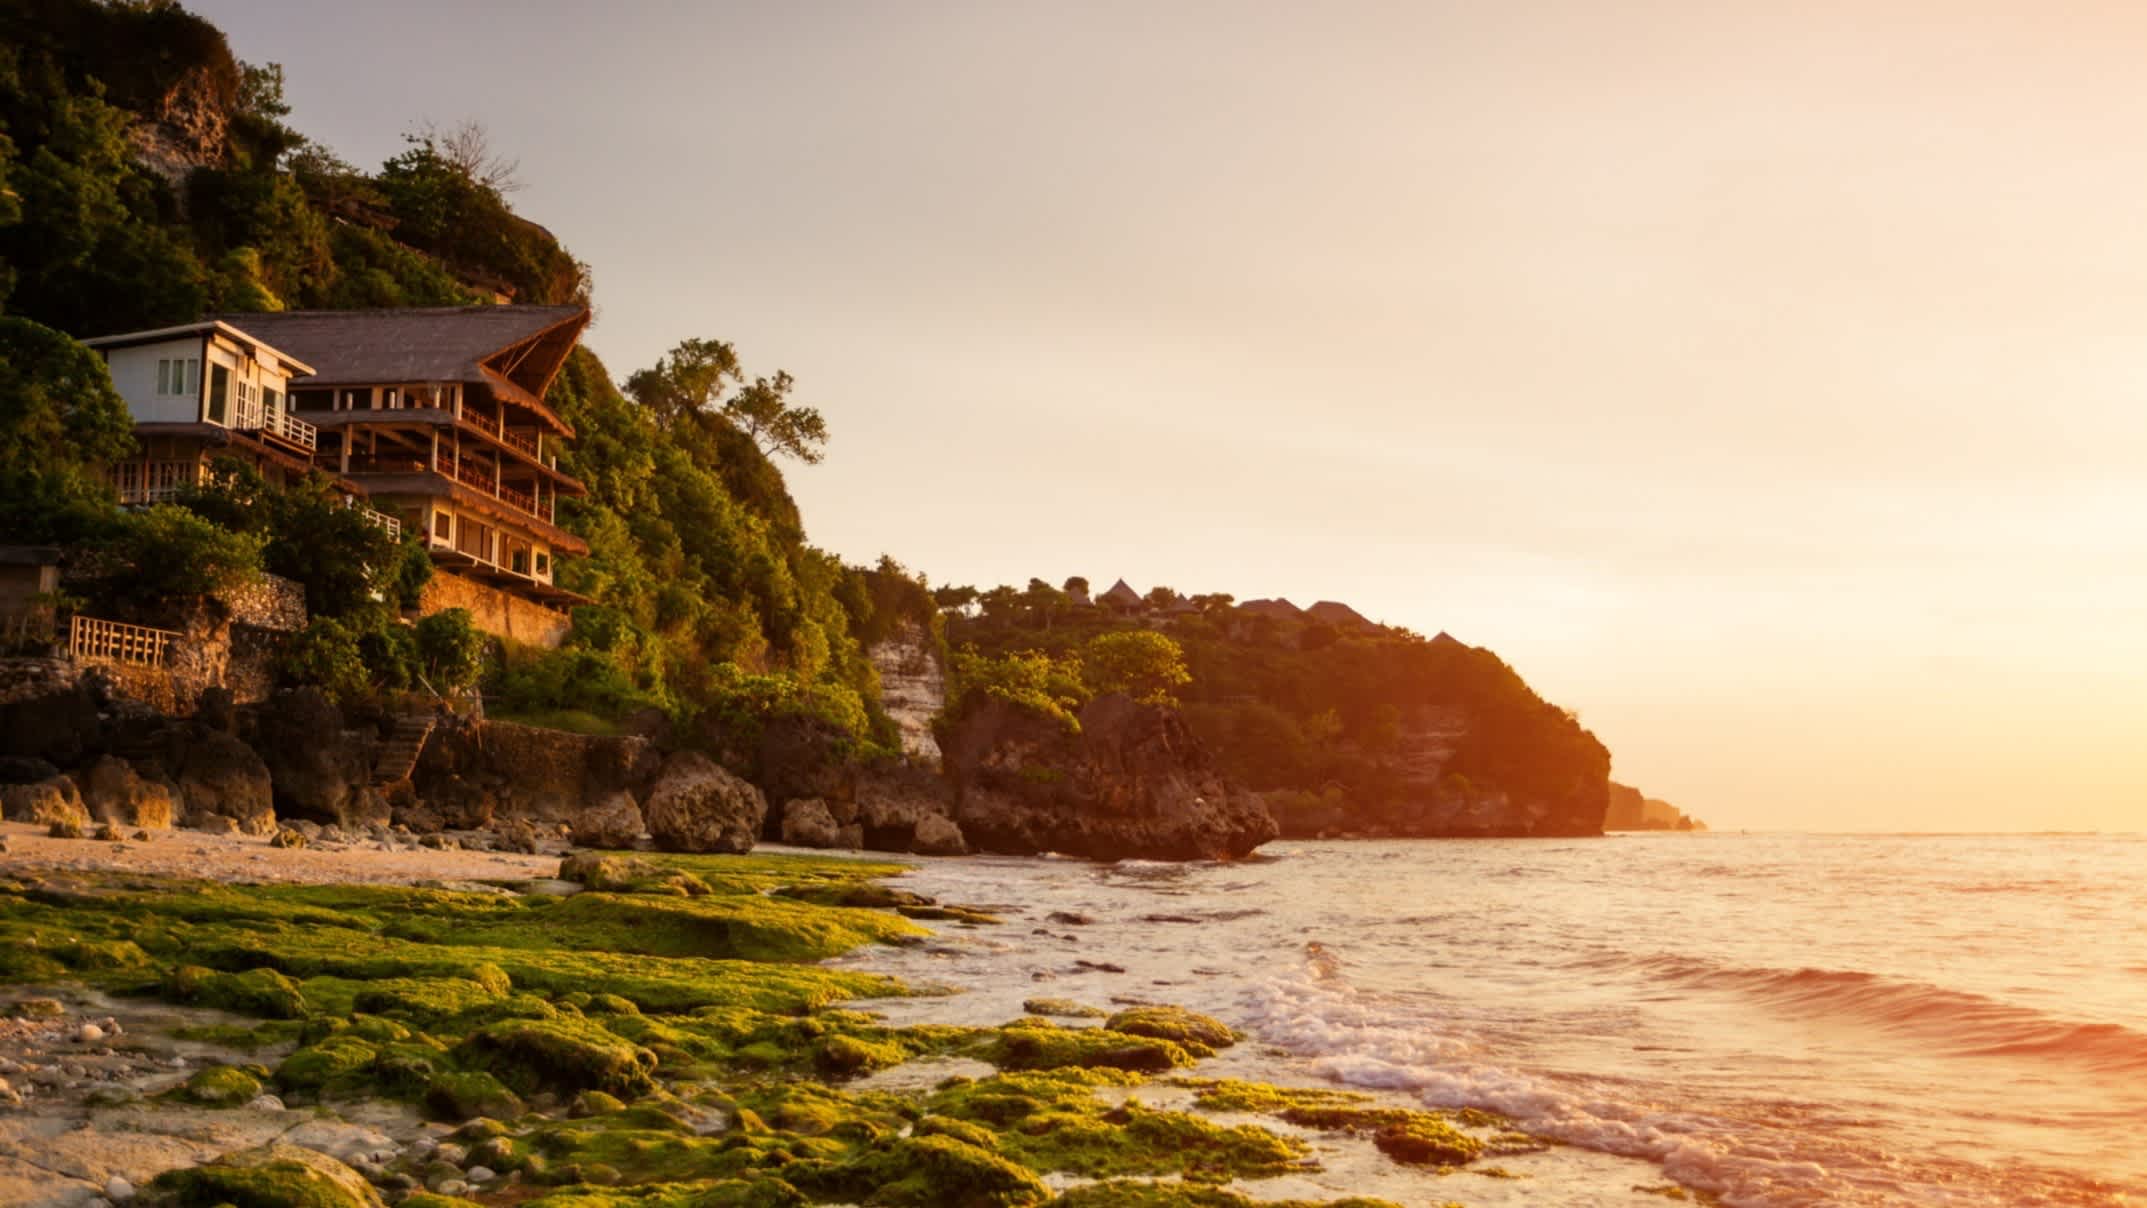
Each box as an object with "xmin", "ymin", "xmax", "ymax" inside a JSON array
[
  {"xmin": 1237, "ymin": 597, "xmax": 1303, "ymax": 620},
  {"xmin": 219, "ymin": 305, "xmax": 589, "ymax": 434},
  {"xmin": 1098, "ymin": 579, "xmax": 1144, "ymax": 608},
  {"xmin": 1306, "ymin": 600, "xmax": 1374, "ymax": 629}
]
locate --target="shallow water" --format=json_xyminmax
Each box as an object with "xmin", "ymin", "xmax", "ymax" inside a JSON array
[{"xmin": 834, "ymin": 833, "xmax": 2147, "ymax": 1206}]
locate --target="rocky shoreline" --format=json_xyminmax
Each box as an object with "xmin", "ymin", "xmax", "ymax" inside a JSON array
[
  {"xmin": 1, "ymin": 650, "xmax": 1281, "ymax": 866},
  {"xmin": 0, "ymin": 831, "xmax": 1547, "ymax": 1208}
]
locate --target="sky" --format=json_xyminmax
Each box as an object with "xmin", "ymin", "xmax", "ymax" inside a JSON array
[{"xmin": 194, "ymin": 1, "xmax": 2147, "ymax": 833}]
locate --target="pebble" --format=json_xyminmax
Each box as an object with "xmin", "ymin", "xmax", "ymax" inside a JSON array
[
  {"xmin": 105, "ymin": 1175, "xmax": 134, "ymax": 1201},
  {"xmin": 0, "ymin": 1077, "xmax": 20, "ymax": 1108},
  {"xmin": 433, "ymin": 1142, "xmax": 467, "ymax": 1166},
  {"xmin": 76, "ymin": 1024, "xmax": 105, "ymax": 1044},
  {"xmin": 434, "ymin": 1179, "xmax": 470, "ymax": 1197},
  {"xmin": 465, "ymin": 1166, "xmax": 497, "ymax": 1183},
  {"xmin": 243, "ymin": 1093, "xmax": 286, "ymax": 1111}
]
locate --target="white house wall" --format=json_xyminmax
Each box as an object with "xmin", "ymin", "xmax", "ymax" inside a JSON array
[{"xmin": 103, "ymin": 337, "xmax": 206, "ymax": 424}]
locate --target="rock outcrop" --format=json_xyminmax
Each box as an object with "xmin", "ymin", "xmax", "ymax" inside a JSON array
[
  {"xmin": 248, "ymin": 688, "xmax": 377, "ymax": 827},
  {"xmin": 779, "ymin": 797, "xmax": 862, "ymax": 850},
  {"xmin": 940, "ymin": 694, "xmax": 1277, "ymax": 861},
  {"xmin": 1605, "ymin": 781, "xmax": 1706, "ymax": 832},
  {"xmin": 867, "ymin": 621, "xmax": 945, "ymax": 762},
  {"xmin": 412, "ymin": 717, "xmax": 658, "ymax": 833},
  {"xmin": 642, "ymin": 752, "xmax": 766, "ymax": 854},
  {"xmin": 175, "ymin": 730, "xmax": 276, "ymax": 835},
  {"xmin": 2, "ymin": 775, "xmax": 89, "ymax": 831},
  {"xmin": 854, "ymin": 762, "xmax": 968, "ymax": 855},
  {"xmin": 570, "ymin": 790, "xmax": 646, "ymax": 849},
  {"xmin": 82, "ymin": 755, "xmax": 175, "ymax": 830}
]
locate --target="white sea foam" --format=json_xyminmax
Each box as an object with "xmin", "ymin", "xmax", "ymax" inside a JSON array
[{"xmin": 859, "ymin": 834, "xmax": 2147, "ymax": 1206}]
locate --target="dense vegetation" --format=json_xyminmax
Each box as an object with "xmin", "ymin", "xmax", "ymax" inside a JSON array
[
  {"xmin": 945, "ymin": 580, "xmax": 1610, "ymax": 827},
  {"xmin": 0, "ymin": 0, "xmax": 940, "ymax": 750}
]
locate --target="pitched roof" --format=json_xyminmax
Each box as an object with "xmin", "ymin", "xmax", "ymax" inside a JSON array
[
  {"xmin": 1237, "ymin": 597, "xmax": 1303, "ymax": 620},
  {"xmin": 1306, "ymin": 600, "xmax": 1374, "ymax": 629},
  {"xmin": 1099, "ymin": 579, "xmax": 1144, "ymax": 607},
  {"xmin": 217, "ymin": 306, "xmax": 589, "ymax": 434}
]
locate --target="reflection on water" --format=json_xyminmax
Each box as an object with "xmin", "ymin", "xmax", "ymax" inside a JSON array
[{"xmin": 835, "ymin": 833, "xmax": 2147, "ymax": 1206}]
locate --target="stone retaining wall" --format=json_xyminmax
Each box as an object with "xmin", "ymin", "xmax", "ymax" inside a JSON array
[{"xmin": 420, "ymin": 570, "xmax": 570, "ymax": 648}]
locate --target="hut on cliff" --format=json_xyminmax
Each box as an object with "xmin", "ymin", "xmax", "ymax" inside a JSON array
[
  {"xmin": 1098, "ymin": 579, "xmax": 1144, "ymax": 613},
  {"xmin": 1306, "ymin": 600, "xmax": 1375, "ymax": 631}
]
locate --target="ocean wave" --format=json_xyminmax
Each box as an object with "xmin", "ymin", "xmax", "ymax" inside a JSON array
[{"xmin": 1610, "ymin": 954, "xmax": 2147, "ymax": 1073}]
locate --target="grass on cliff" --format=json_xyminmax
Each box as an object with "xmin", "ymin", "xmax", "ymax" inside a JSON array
[{"xmin": 0, "ymin": 851, "xmax": 1508, "ymax": 1208}]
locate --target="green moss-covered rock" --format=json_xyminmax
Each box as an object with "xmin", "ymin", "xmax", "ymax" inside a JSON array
[
  {"xmin": 1182, "ymin": 1078, "xmax": 1488, "ymax": 1166},
  {"xmin": 147, "ymin": 1141, "xmax": 384, "ymax": 1207},
  {"xmin": 458, "ymin": 1016, "xmax": 659, "ymax": 1098},
  {"xmin": 914, "ymin": 1115, "xmax": 1001, "ymax": 1150},
  {"xmin": 1101, "ymin": 1006, "xmax": 1236, "ymax": 1057},
  {"xmin": 814, "ymin": 1032, "xmax": 906, "ymax": 1077},
  {"xmin": 1372, "ymin": 1115, "xmax": 1484, "ymax": 1166},
  {"xmin": 274, "ymin": 1036, "xmax": 378, "ymax": 1096},
  {"xmin": 425, "ymin": 1070, "xmax": 526, "ymax": 1121},
  {"xmin": 793, "ymin": 1134, "xmax": 1049, "ymax": 1208},
  {"xmin": 983, "ymin": 1019, "xmax": 1194, "ymax": 1073},
  {"xmin": 176, "ymin": 1063, "xmax": 265, "ymax": 1106},
  {"xmin": 1021, "ymin": 998, "xmax": 1106, "ymax": 1019}
]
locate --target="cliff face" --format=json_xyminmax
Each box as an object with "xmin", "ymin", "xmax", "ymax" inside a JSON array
[
  {"xmin": 1605, "ymin": 782, "xmax": 1707, "ymax": 832},
  {"xmin": 867, "ymin": 621, "xmax": 944, "ymax": 763},
  {"xmin": 940, "ymin": 694, "xmax": 1278, "ymax": 861}
]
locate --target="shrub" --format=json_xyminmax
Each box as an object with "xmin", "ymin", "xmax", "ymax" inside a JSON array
[
  {"xmin": 947, "ymin": 647, "xmax": 1089, "ymax": 730},
  {"xmin": 1081, "ymin": 630, "xmax": 1191, "ymax": 704},
  {"xmin": 96, "ymin": 504, "xmax": 264, "ymax": 609},
  {"xmin": 414, "ymin": 608, "xmax": 483, "ymax": 691},
  {"xmin": 276, "ymin": 616, "xmax": 370, "ymax": 705}
]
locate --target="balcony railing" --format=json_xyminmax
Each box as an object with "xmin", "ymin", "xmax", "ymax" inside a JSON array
[
  {"xmin": 231, "ymin": 396, "xmax": 318, "ymax": 451},
  {"xmin": 347, "ymin": 499, "xmax": 401, "ymax": 541},
  {"xmin": 70, "ymin": 615, "xmax": 178, "ymax": 668},
  {"xmin": 343, "ymin": 454, "xmax": 550, "ymax": 526},
  {"xmin": 501, "ymin": 428, "xmax": 539, "ymax": 458},
  {"xmin": 111, "ymin": 460, "xmax": 206, "ymax": 505}
]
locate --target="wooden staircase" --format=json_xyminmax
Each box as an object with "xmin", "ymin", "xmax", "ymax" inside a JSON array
[{"xmin": 373, "ymin": 711, "xmax": 436, "ymax": 787}]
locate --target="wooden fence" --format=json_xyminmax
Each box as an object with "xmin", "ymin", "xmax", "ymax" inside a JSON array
[{"xmin": 69, "ymin": 614, "xmax": 179, "ymax": 668}]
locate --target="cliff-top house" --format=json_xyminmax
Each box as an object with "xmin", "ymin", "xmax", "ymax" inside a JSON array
[{"xmin": 85, "ymin": 305, "xmax": 594, "ymax": 646}]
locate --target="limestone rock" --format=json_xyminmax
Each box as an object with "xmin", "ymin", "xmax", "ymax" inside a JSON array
[
  {"xmin": 910, "ymin": 811, "xmax": 968, "ymax": 856},
  {"xmin": 177, "ymin": 729, "xmax": 276, "ymax": 835},
  {"xmin": 569, "ymin": 790, "xmax": 644, "ymax": 850},
  {"xmin": 779, "ymin": 797, "xmax": 853, "ymax": 849},
  {"xmin": 941, "ymin": 693, "xmax": 1277, "ymax": 862},
  {"xmin": 2, "ymin": 774, "xmax": 88, "ymax": 830},
  {"xmin": 642, "ymin": 752, "xmax": 765, "ymax": 854},
  {"xmin": 854, "ymin": 762, "xmax": 967, "ymax": 855},
  {"xmin": 83, "ymin": 755, "xmax": 176, "ymax": 830}
]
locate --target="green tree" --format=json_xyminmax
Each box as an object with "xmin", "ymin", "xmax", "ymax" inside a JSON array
[
  {"xmin": 625, "ymin": 337, "xmax": 827, "ymax": 463},
  {"xmin": 1081, "ymin": 630, "xmax": 1192, "ymax": 704},
  {"xmin": 97, "ymin": 505, "xmax": 264, "ymax": 609},
  {"xmin": 0, "ymin": 317, "xmax": 133, "ymax": 541},
  {"xmin": 414, "ymin": 608, "xmax": 484, "ymax": 691}
]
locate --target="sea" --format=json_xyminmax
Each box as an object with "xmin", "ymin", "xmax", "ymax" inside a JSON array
[{"xmin": 829, "ymin": 833, "xmax": 2147, "ymax": 1207}]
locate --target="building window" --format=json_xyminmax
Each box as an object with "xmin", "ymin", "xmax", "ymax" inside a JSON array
[
  {"xmin": 263, "ymin": 388, "xmax": 282, "ymax": 412},
  {"xmin": 511, "ymin": 547, "xmax": 530, "ymax": 575},
  {"xmin": 207, "ymin": 364, "xmax": 231, "ymax": 424},
  {"xmin": 433, "ymin": 511, "xmax": 453, "ymax": 542},
  {"xmin": 535, "ymin": 553, "xmax": 550, "ymax": 577},
  {"xmin": 293, "ymin": 389, "xmax": 333, "ymax": 412},
  {"xmin": 156, "ymin": 359, "xmax": 199, "ymax": 396}
]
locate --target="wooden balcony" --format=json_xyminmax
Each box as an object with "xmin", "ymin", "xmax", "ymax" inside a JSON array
[
  {"xmin": 343, "ymin": 454, "xmax": 556, "ymax": 526},
  {"xmin": 233, "ymin": 397, "xmax": 318, "ymax": 452}
]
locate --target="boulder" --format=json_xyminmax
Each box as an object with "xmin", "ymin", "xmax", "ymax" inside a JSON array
[
  {"xmin": 940, "ymin": 693, "xmax": 1277, "ymax": 862},
  {"xmin": 854, "ymin": 762, "xmax": 966, "ymax": 855},
  {"xmin": 1, "ymin": 775, "xmax": 88, "ymax": 830},
  {"xmin": 176, "ymin": 729, "xmax": 276, "ymax": 836},
  {"xmin": 82, "ymin": 755, "xmax": 176, "ymax": 830},
  {"xmin": 569, "ymin": 790, "xmax": 644, "ymax": 849},
  {"xmin": 146, "ymin": 1141, "xmax": 384, "ymax": 1208},
  {"xmin": 779, "ymin": 797, "xmax": 861, "ymax": 849},
  {"xmin": 910, "ymin": 811, "xmax": 968, "ymax": 856},
  {"xmin": 252, "ymin": 688, "xmax": 373, "ymax": 826},
  {"xmin": 642, "ymin": 752, "xmax": 766, "ymax": 854},
  {"xmin": 0, "ymin": 756, "xmax": 60, "ymax": 785}
]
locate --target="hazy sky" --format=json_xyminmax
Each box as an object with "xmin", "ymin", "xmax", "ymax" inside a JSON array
[{"xmin": 195, "ymin": 1, "xmax": 2146, "ymax": 833}]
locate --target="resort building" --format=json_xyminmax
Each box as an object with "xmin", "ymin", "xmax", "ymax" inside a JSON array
[
  {"xmin": 82, "ymin": 319, "xmax": 351, "ymax": 508},
  {"xmin": 87, "ymin": 305, "xmax": 596, "ymax": 645}
]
